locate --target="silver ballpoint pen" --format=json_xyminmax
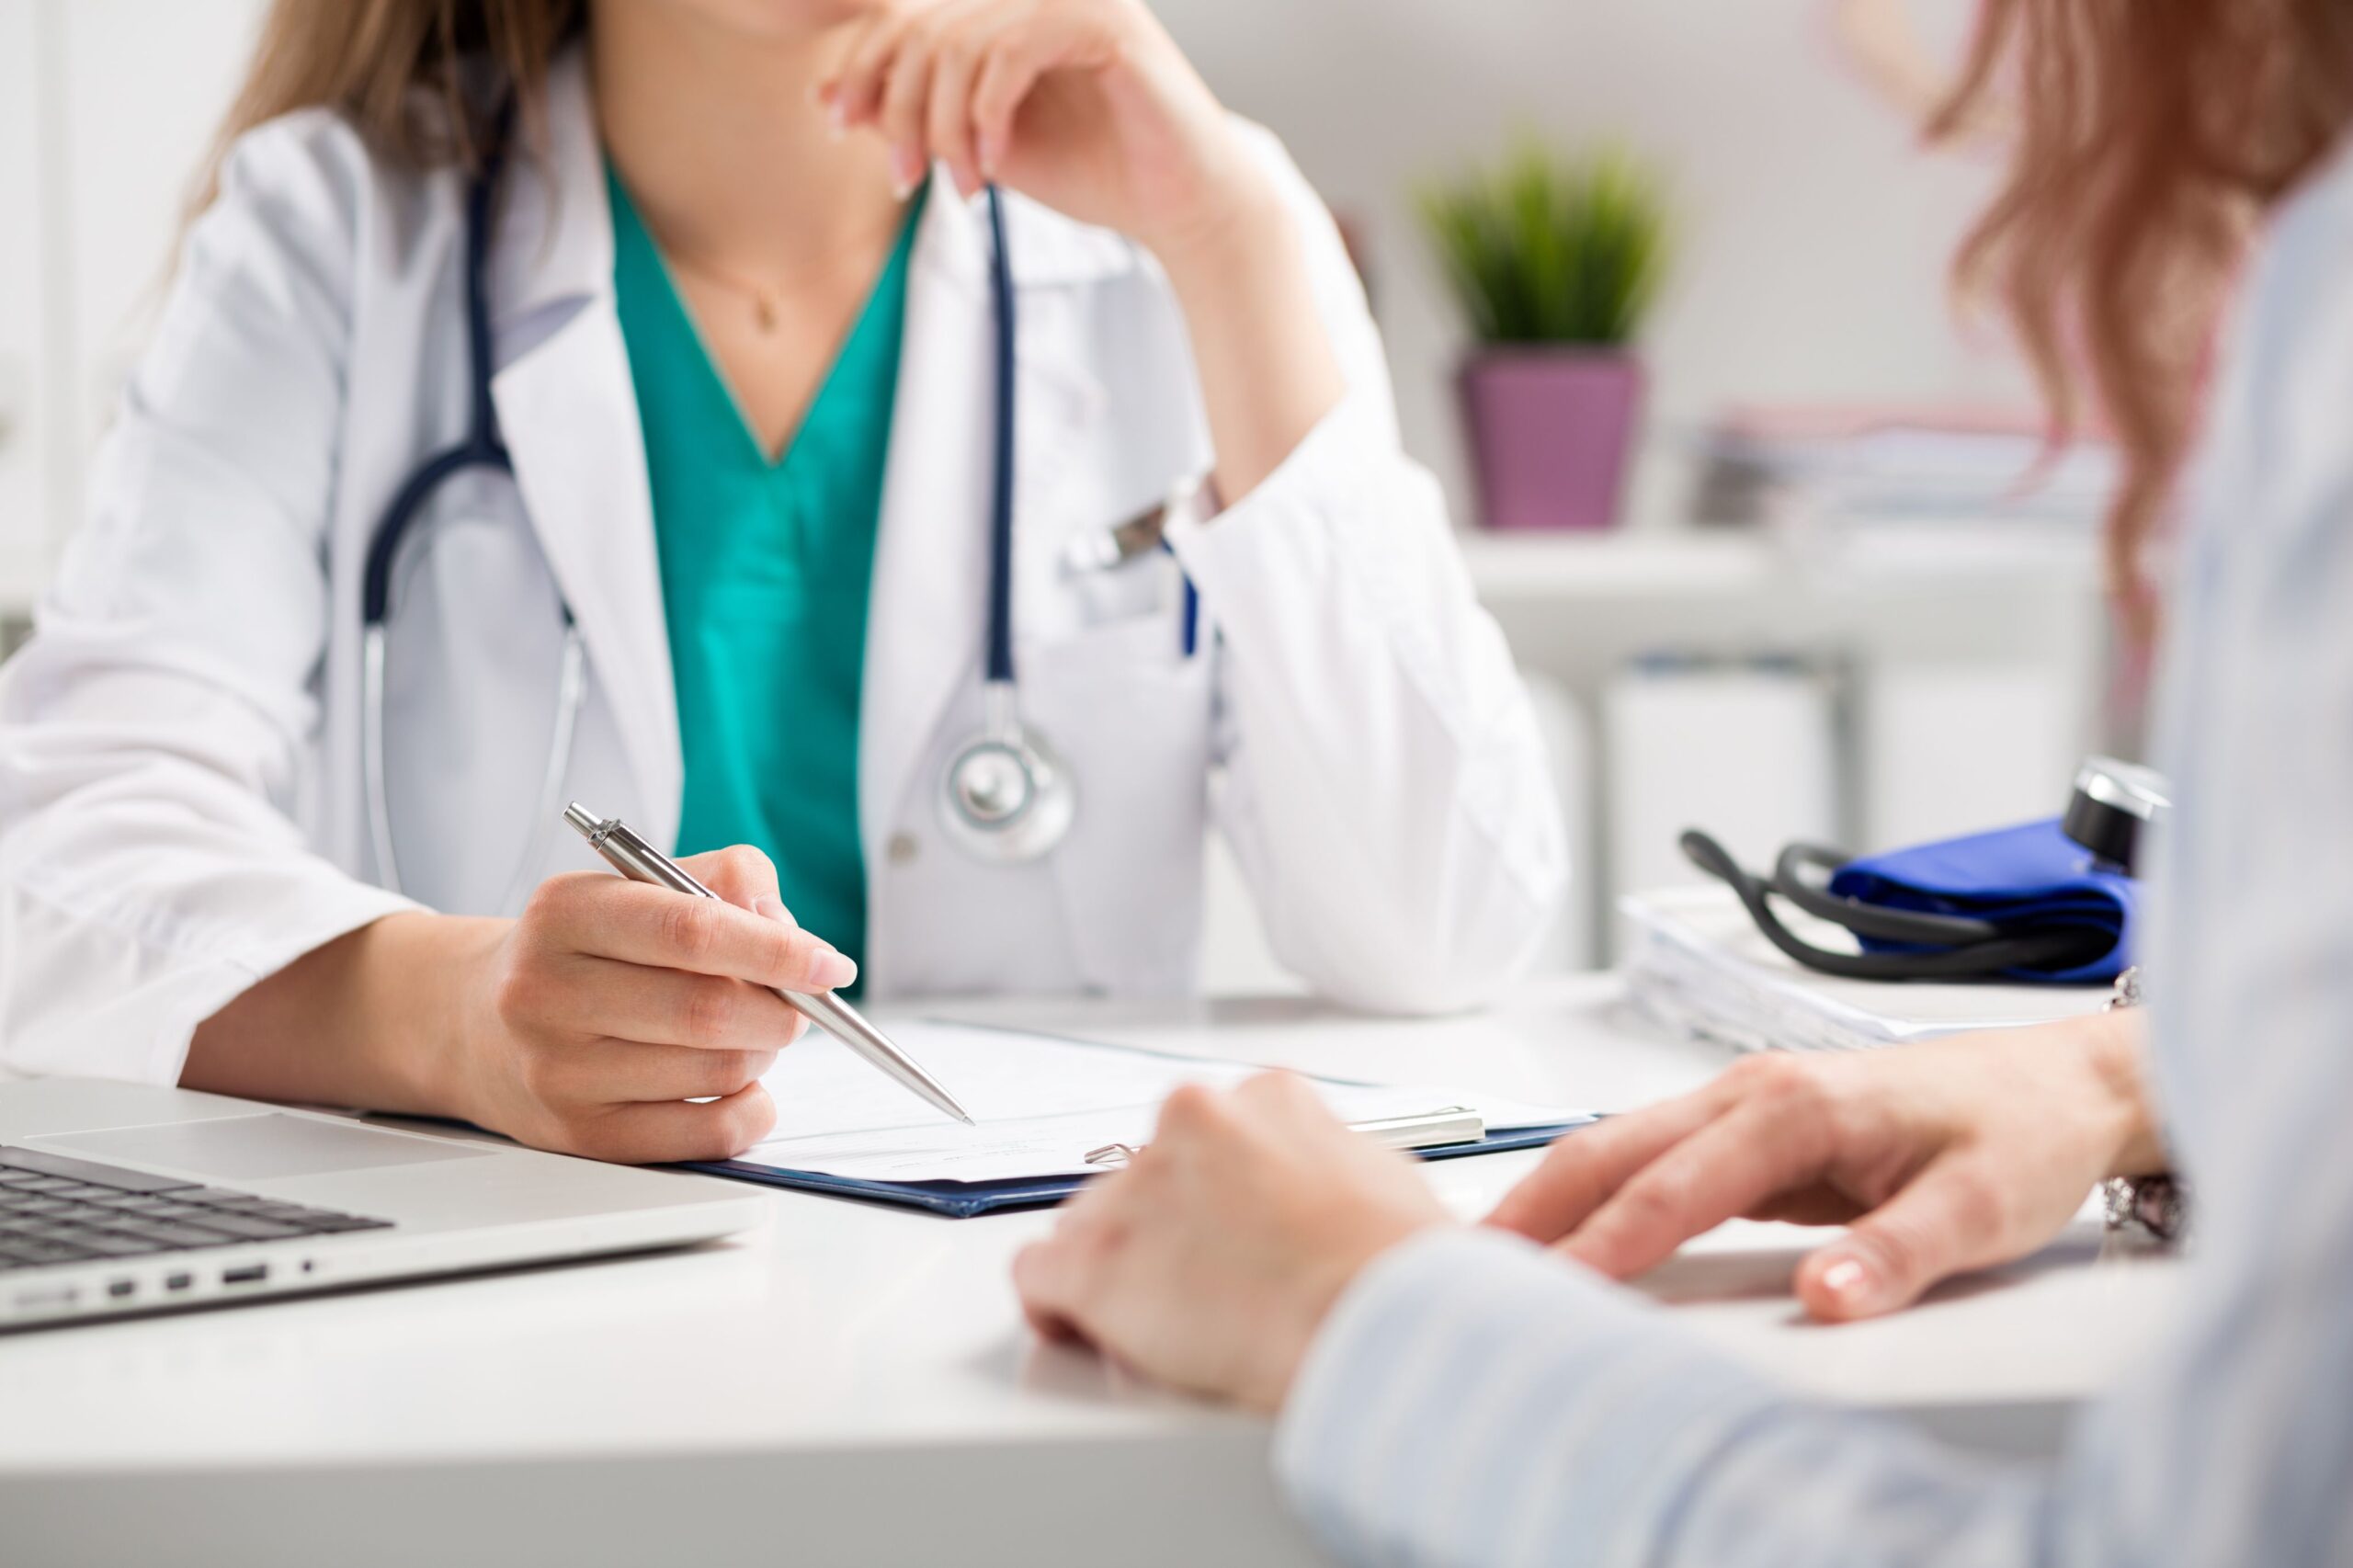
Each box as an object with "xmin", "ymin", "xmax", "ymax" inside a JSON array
[{"xmin": 563, "ymin": 803, "xmax": 975, "ymax": 1127}]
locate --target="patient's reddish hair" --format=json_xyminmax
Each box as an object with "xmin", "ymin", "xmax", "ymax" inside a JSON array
[{"xmin": 1937, "ymin": 1, "xmax": 2353, "ymax": 643}]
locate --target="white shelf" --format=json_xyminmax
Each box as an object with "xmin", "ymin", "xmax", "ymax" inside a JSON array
[
  {"xmin": 1458, "ymin": 529, "xmax": 1779, "ymax": 602},
  {"xmin": 1456, "ymin": 522, "xmax": 2100, "ymax": 607}
]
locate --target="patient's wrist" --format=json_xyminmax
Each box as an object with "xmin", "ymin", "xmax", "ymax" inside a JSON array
[{"xmin": 2086, "ymin": 1005, "xmax": 2169, "ymax": 1178}]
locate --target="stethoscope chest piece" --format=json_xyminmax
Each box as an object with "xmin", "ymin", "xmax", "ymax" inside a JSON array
[{"xmin": 939, "ymin": 683, "xmax": 1075, "ymax": 863}]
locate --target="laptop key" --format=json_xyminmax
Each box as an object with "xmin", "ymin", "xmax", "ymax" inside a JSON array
[
  {"xmin": 53, "ymin": 1231, "xmax": 157, "ymax": 1257},
  {"xmin": 3, "ymin": 1198, "xmax": 75, "ymax": 1217},
  {"xmin": 308, "ymin": 1215, "xmax": 395, "ymax": 1233},
  {"xmin": 96, "ymin": 1219, "xmax": 241, "ymax": 1250},
  {"xmin": 244, "ymin": 1202, "xmax": 341, "ymax": 1223},
  {"xmin": 181, "ymin": 1212, "xmax": 305, "ymax": 1241},
  {"xmin": 195, "ymin": 1194, "xmax": 291, "ymax": 1214},
  {"xmin": 131, "ymin": 1203, "xmax": 222, "ymax": 1221},
  {"xmin": 73, "ymin": 1189, "xmax": 158, "ymax": 1208},
  {"xmin": 97, "ymin": 1196, "xmax": 182, "ymax": 1215},
  {"xmin": 0, "ymin": 1146, "xmax": 200, "ymax": 1194},
  {"xmin": 7, "ymin": 1217, "xmax": 95, "ymax": 1239}
]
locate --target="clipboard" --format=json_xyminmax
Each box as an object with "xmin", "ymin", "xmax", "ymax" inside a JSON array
[{"xmin": 681, "ymin": 1112, "xmax": 1588, "ymax": 1219}]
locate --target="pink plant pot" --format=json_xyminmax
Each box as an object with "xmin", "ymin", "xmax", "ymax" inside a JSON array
[{"xmin": 1458, "ymin": 349, "xmax": 1643, "ymax": 530}]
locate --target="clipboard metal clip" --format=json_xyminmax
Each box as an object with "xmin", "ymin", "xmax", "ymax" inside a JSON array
[{"xmin": 1083, "ymin": 1106, "xmax": 1485, "ymax": 1170}]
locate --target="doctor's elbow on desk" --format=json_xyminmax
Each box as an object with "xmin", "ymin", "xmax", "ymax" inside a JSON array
[{"xmin": 1273, "ymin": 835, "xmax": 1569, "ymax": 1018}]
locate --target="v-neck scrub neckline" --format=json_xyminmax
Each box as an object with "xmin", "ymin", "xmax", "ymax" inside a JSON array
[{"xmin": 607, "ymin": 166, "xmax": 927, "ymax": 979}]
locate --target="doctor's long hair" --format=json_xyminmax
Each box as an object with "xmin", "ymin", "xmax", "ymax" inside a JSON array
[
  {"xmin": 1935, "ymin": 0, "xmax": 2353, "ymax": 648},
  {"xmin": 191, "ymin": 0, "xmax": 585, "ymax": 210}
]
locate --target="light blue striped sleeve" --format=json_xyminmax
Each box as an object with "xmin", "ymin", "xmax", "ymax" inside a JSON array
[{"xmin": 1273, "ymin": 1227, "xmax": 2043, "ymax": 1568}]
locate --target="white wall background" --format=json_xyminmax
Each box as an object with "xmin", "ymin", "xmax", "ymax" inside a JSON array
[
  {"xmin": 0, "ymin": 0, "xmax": 270, "ymax": 611},
  {"xmin": 1164, "ymin": 0, "xmax": 2025, "ymax": 519},
  {"xmin": 1, "ymin": 0, "xmax": 2024, "ymax": 587}
]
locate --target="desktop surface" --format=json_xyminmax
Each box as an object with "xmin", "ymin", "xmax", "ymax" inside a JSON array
[{"xmin": 0, "ymin": 976, "xmax": 2180, "ymax": 1567}]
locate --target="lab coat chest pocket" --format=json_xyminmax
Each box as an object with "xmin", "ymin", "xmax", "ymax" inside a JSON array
[
  {"xmin": 1000, "ymin": 280, "xmax": 1215, "ymax": 988},
  {"xmin": 1019, "ymin": 563, "xmax": 1215, "ymax": 992}
]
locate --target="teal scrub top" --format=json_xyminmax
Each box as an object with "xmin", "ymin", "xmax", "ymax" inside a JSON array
[{"xmin": 608, "ymin": 169, "xmax": 925, "ymax": 975}]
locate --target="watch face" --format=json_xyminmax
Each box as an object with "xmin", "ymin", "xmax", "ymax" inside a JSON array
[{"xmin": 2102, "ymin": 1174, "xmax": 2187, "ymax": 1242}]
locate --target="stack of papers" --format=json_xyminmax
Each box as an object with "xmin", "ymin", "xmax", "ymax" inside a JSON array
[
  {"xmin": 1691, "ymin": 406, "xmax": 2118, "ymax": 536},
  {"xmin": 1622, "ymin": 885, "xmax": 2109, "ymax": 1053},
  {"xmin": 742, "ymin": 1021, "xmax": 1589, "ymax": 1185}
]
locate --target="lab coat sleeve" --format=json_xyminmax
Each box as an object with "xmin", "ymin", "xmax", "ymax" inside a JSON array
[
  {"xmin": 0, "ymin": 113, "xmax": 417, "ymax": 1085},
  {"xmin": 1163, "ymin": 123, "xmax": 1566, "ymax": 1015}
]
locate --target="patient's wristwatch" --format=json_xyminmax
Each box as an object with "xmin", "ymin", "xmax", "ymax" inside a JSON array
[{"xmin": 2096, "ymin": 967, "xmax": 2189, "ymax": 1242}]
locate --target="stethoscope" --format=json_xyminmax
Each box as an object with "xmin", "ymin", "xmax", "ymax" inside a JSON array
[
  {"xmin": 932, "ymin": 188, "xmax": 1077, "ymax": 864},
  {"xmin": 362, "ymin": 122, "xmax": 1075, "ymax": 906}
]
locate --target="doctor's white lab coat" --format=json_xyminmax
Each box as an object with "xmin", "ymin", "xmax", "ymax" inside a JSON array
[{"xmin": 0, "ymin": 53, "xmax": 1564, "ymax": 1085}]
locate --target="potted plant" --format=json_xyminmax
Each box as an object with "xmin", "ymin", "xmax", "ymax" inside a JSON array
[{"xmin": 1419, "ymin": 138, "xmax": 1670, "ymax": 530}]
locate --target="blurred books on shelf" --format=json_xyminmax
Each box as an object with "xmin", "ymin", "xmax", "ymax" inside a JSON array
[
  {"xmin": 1620, "ymin": 884, "xmax": 2108, "ymax": 1053},
  {"xmin": 1692, "ymin": 405, "xmax": 2120, "ymax": 535}
]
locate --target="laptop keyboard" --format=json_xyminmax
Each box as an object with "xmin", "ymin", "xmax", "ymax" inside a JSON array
[{"xmin": 0, "ymin": 1144, "xmax": 392, "ymax": 1272}]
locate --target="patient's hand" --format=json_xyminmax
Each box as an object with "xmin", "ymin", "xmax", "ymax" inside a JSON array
[
  {"xmin": 1487, "ymin": 1009, "xmax": 2165, "ymax": 1321},
  {"xmin": 1013, "ymin": 1072, "xmax": 1447, "ymax": 1412}
]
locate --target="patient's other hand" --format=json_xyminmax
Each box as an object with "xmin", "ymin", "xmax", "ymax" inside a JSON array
[{"xmin": 1486, "ymin": 1010, "xmax": 2164, "ymax": 1321}]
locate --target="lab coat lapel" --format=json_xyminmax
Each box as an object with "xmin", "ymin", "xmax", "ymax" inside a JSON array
[
  {"xmin": 494, "ymin": 313, "xmax": 681, "ymax": 846},
  {"xmin": 861, "ymin": 191, "xmax": 993, "ymax": 871},
  {"xmin": 486, "ymin": 51, "xmax": 683, "ymax": 846}
]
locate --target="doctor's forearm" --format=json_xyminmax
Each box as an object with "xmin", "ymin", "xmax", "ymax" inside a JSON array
[
  {"xmin": 183, "ymin": 913, "xmax": 496, "ymax": 1118},
  {"xmin": 1152, "ymin": 182, "xmax": 1347, "ymax": 503},
  {"xmin": 183, "ymin": 854, "xmax": 837, "ymax": 1163}
]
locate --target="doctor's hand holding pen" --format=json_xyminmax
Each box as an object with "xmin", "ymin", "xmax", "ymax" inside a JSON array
[
  {"xmin": 820, "ymin": 0, "xmax": 1347, "ymax": 498},
  {"xmin": 1014, "ymin": 1007, "xmax": 2170, "ymax": 1408},
  {"xmin": 187, "ymin": 848, "xmax": 847, "ymax": 1164}
]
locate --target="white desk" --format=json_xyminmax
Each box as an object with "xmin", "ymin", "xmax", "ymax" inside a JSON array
[{"xmin": 0, "ymin": 976, "xmax": 2179, "ymax": 1568}]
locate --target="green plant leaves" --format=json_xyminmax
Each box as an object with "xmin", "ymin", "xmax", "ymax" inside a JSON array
[{"xmin": 1416, "ymin": 135, "xmax": 1670, "ymax": 347}]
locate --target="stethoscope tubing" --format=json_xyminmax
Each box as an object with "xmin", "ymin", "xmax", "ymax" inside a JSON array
[
  {"xmin": 1768, "ymin": 841, "xmax": 2007, "ymax": 947},
  {"xmin": 360, "ymin": 99, "xmax": 586, "ymax": 907},
  {"xmin": 1678, "ymin": 828, "xmax": 2110, "ymax": 982},
  {"xmin": 983, "ymin": 185, "xmax": 1018, "ymax": 689}
]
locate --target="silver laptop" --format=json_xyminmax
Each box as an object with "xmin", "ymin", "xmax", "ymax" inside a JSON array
[{"xmin": 0, "ymin": 1077, "xmax": 764, "ymax": 1330}]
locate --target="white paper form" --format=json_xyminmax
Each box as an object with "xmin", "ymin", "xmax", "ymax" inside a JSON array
[{"xmin": 742, "ymin": 1021, "xmax": 1590, "ymax": 1184}]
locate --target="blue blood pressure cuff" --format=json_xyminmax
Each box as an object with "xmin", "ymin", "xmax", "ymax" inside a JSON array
[
  {"xmin": 1825, "ymin": 818, "xmax": 2136, "ymax": 984},
  {"xmin": 1682, "ymin": 814, "xmax": 2138, "ymax": 985}
]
